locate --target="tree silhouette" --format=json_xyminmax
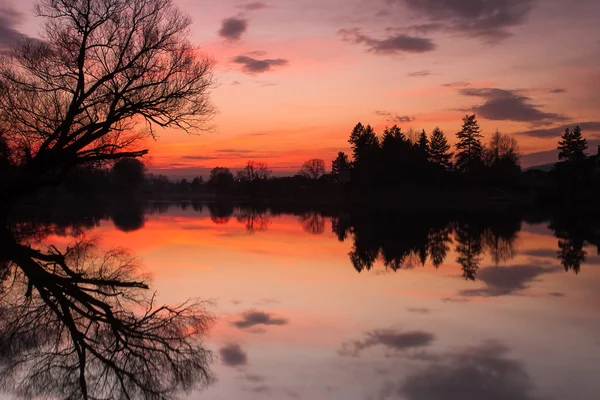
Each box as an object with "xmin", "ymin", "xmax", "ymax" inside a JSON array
[
  {"xmin": 380, "ymin": 125, "xmax": 414, "ymax": 183},
  {"xmin": 557, "ymin": 238, "xmax": 586, "ymax": 274},
  {"xmin": 558, "ymin": 126, "xmax": 588, "ymax": 163},
  {"xmin": 207, "ymin": 201, "xmax": 234, "ymax": 224},
  {"xmin": 427, "ymin": 226, "xmax": 452, "ymax": 269},
  {"xmin": 207, "ymin": 167, "xmax": 235, "ymax": 192},
  {"xmin": 483, "ymin": 130, "xmax": 521, "ymax": 179},
  {"xmin": 429, "ymin": 127, "xmax": 453, "ymax": 170},
  {"xmin": 236, "ymin": 208, "xmax": 270, "ymax": 233},
  {"xmin": 111, "ymin": 158, "xmax": 146, "ymax": 192},
  {"xmin": 236, "ymin": 161, "xmax": 271, "ymax": 183},
  {"xmin": 0, "ymin": 235, "xmax": 214, "ymax": 399},
  {"xmin": 299, "ymin": 212, "xmax": 326, "ymax": 235},
  {"xmin": 417, "ymin": 129, "xmax": 430, "ymax": 161},
  {"xmin": 331, "ymin": 152, "xmax": 351, "ymax": 184},
  {"xmin": 348, "ymin": 123, "xmax": 379, "ymax": 183},
  {"xmin": 455, "ymin": 115, "xmax": 484, "ymax": 174},
  {"xmin": 299, "ymin": 159, "xmax": 326, "ymax": 179},
  {"xmin": 0, "ymin": 0, "xmax": 214, "ymax": 200},
  {"xmin": 454, "ymin": 222, "xmax": 483, "ymax": 280}
]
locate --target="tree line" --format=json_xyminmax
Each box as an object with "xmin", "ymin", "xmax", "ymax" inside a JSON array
[{"xmin": 329, "ymin": 114, "xmax": 521, "ymax": 187}]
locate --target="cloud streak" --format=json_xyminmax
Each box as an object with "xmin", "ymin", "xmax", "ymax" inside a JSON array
[
  {"xmin": 400, "ymin": 341, "xmax": 540, "ymax": 400},
  {"xmin": 375, "ymin": 110, "xmax": 415, "ymax": 123},
  {"xmin": 459, "ymin": 265, "xmax": 557, "ymax": 297},
  {"xmin": 459, "ymin": 88, "xmax": 568, "ymax": 125},
  {"xmin": 339, "ymin": 28, "xmax": 436, "ymax": 54},
  {"xmin": 399, "ymin": 0, "xmax": 536, "ymax": 42},
  {"xmin": 232, "ymin": 55, "xmax": 289, "ymax": 74},
  {"xmin": 232, "ymin": 310, "xmax": 289, "ymax": 329},
  {"xmin": 0, "ymin": 7, "xmax": 25, "ymax": 48},
  {"xmin": 518, "ymin": 121, "xmax": 600, "ymax": 138},
  {"xmin": 339, "ymin": 329, "xmax": 435, "ymax": 357}
]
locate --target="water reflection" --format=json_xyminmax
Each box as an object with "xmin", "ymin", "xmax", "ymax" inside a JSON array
[
  {"xmin": 3, "ymin": 200, "xmax": 600, "ymax": 399},
  {"xmin": 0, "ymin": 219, "xmax": 214, "ymax": 399},
  {"xmin": 13, "ymin": 201, "xmax": 599, "ymax": 278}
]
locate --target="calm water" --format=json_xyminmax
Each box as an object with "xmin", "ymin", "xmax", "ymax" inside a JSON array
[{"xmin": 3, "ymin": 202, "xmax": 600, "ymax": 399}]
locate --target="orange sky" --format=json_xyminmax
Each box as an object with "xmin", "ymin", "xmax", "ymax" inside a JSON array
[{"xmin": 6, "ymin": 0, "xmax": 600, "ymax": 175}]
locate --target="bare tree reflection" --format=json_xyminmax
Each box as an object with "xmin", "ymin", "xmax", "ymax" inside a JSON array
[
  {"xmin": 236, "ymin": 208, "xmax": 270, "ymax": 233},
  {"xmin": 0, "ymin": 236, "xmax": 214, "ymax": 400},
  {"xmin": 299, "ymin": 212, "xmax": 326, "ymax": 235}
]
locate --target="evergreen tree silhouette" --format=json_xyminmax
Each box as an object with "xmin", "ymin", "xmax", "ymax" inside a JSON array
[
  {"xmin": 429, "ymin": 127, "xmax": 453, "ymax": 170},
  {"xmin": 428, "ymin": 226, "xmax": 452, "ymax": 269},
  {"xmin": 558, "ymin": 126, "xmax": 588, "ymax": 163},
  {"xmin": 417, "ymin": 129, "xmax": 430, "ymax": 161},
  {"xmin": 455, "ymin": 115, "xmax": 484, "ymax": 174},
  {"xmin": 454, "ymin": 222, "xmax": 483, "ymax": 280},
  {"xmin": 331, "ymin": 152, "xmax": 351, "ymax": 184},
  {"xmin": 348, "ymin": 123, "xmax": 380, "ymax": 183}
]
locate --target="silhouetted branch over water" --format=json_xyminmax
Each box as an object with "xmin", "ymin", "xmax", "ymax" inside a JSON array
[{"xmin": 0, "ymin": 233, "xmax": 215, "ymax": 399}]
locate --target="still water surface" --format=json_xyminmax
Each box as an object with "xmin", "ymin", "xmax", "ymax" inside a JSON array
[{"xmin": 8, "ymin": 202, "xmax": 600, "ymax": 399}]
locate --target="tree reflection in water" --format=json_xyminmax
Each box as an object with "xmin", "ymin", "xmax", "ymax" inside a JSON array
[{"xmin": 0, "ymin": 231, "xmax": 214, "ymax": 400}]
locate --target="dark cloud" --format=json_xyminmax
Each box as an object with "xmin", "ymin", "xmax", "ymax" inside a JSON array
[
  {"xmin": 0, "ymin": 7, "xmax": 25, "ymax": 48},
  {"xmin": 398, "ymin": 0, "xmax": 536, "ymax": 42},
  {"xmin": 460, "ymin": 265, "xmax": 557, "ymax": 297},
  {"xmin": 218, "ymin": 18, "xmax": 248, "ymax": 41},
  {"xmin": 219, "ymin": 343, "xmax": 248, "ymax": 367},
  {"xmin": 518, "ymin": 122, "xmax": 600, "ymax": 138},
  {"xmin": 339, "ymin": 329, "xmax": 435, "ymax": 357},
  {"xmin": 339, "ymin": 28, "xmax": 436, "ymax": 54},
  {"xmin": 241, "ymin": 2, "xmax": 268, "ymax": 11},
  {"xmin": 459, "ymin": 88, "xmax": 568, "ymax": 125},
  {"xmin": 550, "ymin": 88, "xmax": 567, "ymax": 94},
  {"xmin": 233, "ymin": 310, "xmax": 288, "ymax": 329},
  {"xmin": 232, "ymin": 55, "xmax": 289, "ymax": 74},
  {"xmin": 443, "ymin": 81, "xmax": 471, "ymax": 87},
  {"xmin": 375, "ymin": 110, "xmax": 416, "ymax": 123},
  {"xmin": 400, "ymin": 341, "xmax": 539, "ymax": 400},
  {"xmin": 408, "ymin": 70, "xmax": 432, "ymax": 77}
]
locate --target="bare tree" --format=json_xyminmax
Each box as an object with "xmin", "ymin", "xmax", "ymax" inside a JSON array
[
  {"xmin": 0, "ymin": 236, "xmax": 215, "ymax": 400},
  {"xmin": 236, "ymin": 161, "xmax": 271, "ymax": 183},
  {"xmin": 299, "ymin": 158, "xmax": 326, "ymax": 179},
  {"xmin": 0, "ymin": 0, "xmax": 214, "ymax": 195}
]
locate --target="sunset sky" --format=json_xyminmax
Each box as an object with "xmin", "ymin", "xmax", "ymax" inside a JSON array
[{"xmin": 3, "ymin": 0, "xmax": 600, "ymax": 175}]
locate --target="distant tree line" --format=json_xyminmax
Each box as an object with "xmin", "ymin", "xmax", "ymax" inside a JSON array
[{"xmin": 329, "ymin": 114, "xmax": 521, "ymax": 188}]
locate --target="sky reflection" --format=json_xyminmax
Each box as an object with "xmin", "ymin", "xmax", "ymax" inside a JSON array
[{"xmin": 40, "ymin": 204, "xmax": 600, "ymax": 400}]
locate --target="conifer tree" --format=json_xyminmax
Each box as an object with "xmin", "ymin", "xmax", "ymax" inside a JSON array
[
  {"xmin": 332, "ymin": 151, "xmax": 350, "ymax": 183},
  {"xmin": 455, "ymin": 115, "xmax": 484, "ymax": 173},
  {"xmin": 429, "ymin": 127, "xmax": 453, "ymax": 169},
  {"xmin": 558, "ymin": 126, "xmax": 587, "ymax": 163},
  {"xmin": 417, "ymin": 129, "xmax": 430, "ymax": 160}
]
